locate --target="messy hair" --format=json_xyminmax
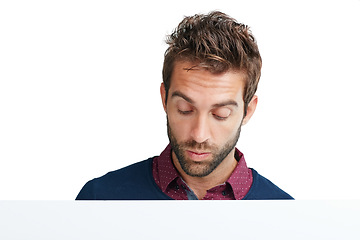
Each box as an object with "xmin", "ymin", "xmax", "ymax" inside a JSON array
[{"xmin": 162, "ymin": 11, "xmax": 262, "ymax": 112}]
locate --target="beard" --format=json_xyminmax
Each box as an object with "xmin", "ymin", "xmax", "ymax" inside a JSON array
[{"xmin": 167, "ymin": 118, "xmax": 242, "ymax": 177}]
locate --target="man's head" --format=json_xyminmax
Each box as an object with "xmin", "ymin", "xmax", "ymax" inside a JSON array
[
  {"xmin": 162, "ymin": 11, "xmax": 262, "ymax": 112},
  {"xmin": 160, "ymin": 11, "xmax": 261, "ymax": 178}
]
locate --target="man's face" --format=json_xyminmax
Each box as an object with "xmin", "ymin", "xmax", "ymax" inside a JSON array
[{"xmin": 161, "ymin": 61, "xmax": 257, "ymax": 178}]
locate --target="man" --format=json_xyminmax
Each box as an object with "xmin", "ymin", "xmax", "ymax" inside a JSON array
[{"xmin": 76, "ymin": 11, "xmax": 293, "ymax": 200}]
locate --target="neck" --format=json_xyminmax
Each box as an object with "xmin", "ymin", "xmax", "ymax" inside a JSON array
[{"xmin": 172, "ymin": 149, "xmax": 237, "ymax": 199}]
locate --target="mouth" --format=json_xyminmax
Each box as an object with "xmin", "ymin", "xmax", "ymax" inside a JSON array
[{"xmin": 186, "ymin": 150, "xmax": 211, "ymax": 161}]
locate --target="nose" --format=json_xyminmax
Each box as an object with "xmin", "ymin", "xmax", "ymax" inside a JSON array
[{"xmin": 190, "ymin": 114, "xmax": 211, "ymax": 143}]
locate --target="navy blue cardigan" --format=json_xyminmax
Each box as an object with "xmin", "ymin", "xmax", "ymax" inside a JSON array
[{"xmin": 76, "ymin": 158, "xmax": 293, "ymax": 200}]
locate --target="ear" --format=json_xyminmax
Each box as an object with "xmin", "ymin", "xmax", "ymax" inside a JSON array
[
  {"xmin": 242, "ymin": 95, "xmax": 258, "ymax": 125},
  {"xmin": 160, "ymin": 83, "xmax": 167, "ymax": 112}
]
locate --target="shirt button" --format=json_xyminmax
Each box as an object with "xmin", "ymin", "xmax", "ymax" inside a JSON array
[
  {"xmin": 175, "ymin": 185, "xmax": 179, "ymax": 190},
  {"xmin": 181, "ymin": 185, "xmax": 186, "ymax": 190},
  {"xmin": 222, "ymin": 191, "xmax": 227, "ymax": 196}
]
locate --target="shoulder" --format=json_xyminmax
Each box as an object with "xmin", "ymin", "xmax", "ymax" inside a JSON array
[
  {"xmin": 244, "ymin": 168, "xmax": 294, "ymax": 200},
  {"xmin": 102, "ymin": 158, "xmax": 153, "ymax": 182},
  {"xmin": 76, "ymin": 158, "xmax": 170, "ymax": 200}
]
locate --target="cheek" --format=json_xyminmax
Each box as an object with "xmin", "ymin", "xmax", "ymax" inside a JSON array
[
  {"xmin": 211, "ymin": 116, "xmax": 243, "ymax": 141},
  {"xmin": 210, "ymin": 123, "xmax": 235, "ymax": 142},
  {"xmin": 167, "ymin": 110, "xmax": 191, "ymax": 137}
]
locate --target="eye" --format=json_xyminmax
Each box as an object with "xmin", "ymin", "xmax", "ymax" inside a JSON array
[
  {"xmin": 212, "ymin": 108, "xmax": 231, "ymax": 121},
  {"xmin": 177, "ymin": 101, "xmax": 193, "ymax": 115},
  {"xmin": 178, "ymin": 109, "xmax": 193, "ymax": 115},
  {"xmin": 213, "ymin": 114, "xmax": 228, "ymax": 120}
]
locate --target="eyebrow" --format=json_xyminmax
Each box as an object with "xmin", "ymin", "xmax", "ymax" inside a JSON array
[
  {"xmin": 212, "ymin": 100, "xmax": 238, "ymax": 108},
  {"xmin": 171, "ymin": 91, "xmax": 238, "ymax": 108},
  {"xmin": 171, "ymin": 91, "xmax": 194, "ymax": 104}
]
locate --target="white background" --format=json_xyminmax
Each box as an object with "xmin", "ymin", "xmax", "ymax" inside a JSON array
[
  {"xmin": 1, "ymin": 201, "xmax": 359, "ymax": 239},
  {"xmin": 1, "ymin": 0, "xmax": 359, "ymax": 200}
]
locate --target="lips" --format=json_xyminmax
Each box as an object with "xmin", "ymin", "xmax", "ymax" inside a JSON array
[{"xmin": 186, "ymin": 150, "xmax": 211, "ymax": 161}]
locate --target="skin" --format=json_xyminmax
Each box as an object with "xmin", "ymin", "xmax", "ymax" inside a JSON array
[{"xmin": 160, "ymin": 61, "xmax": 258, "ymax": 199}]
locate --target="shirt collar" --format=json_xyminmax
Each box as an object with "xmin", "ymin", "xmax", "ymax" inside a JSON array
[
  {"xmin": 156, "ymin": 144, "xmax": 179, "ymax": 192},
  {"xmin": 227, "ymin": 148, "xmax": 253, "ymax": 200}
]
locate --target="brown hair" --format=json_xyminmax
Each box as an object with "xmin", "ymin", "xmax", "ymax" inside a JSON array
[{"xmin": 162, "ymin": 11, "xmax": 262, "ymax": 112}]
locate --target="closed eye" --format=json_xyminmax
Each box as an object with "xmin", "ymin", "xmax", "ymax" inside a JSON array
[
  {"xmin": 212, "ymin": 108, "xmax": 231, "ymax": 121},
  {"xmin": 213, "ymin": 114, "xmax": 228, "ymax": 121},
  {"xmin": 178, "ymin": 109, "xmax": 193, "ymax": 115}
]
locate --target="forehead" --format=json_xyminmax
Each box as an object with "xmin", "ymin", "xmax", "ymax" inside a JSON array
[{"xmin": 169, "ymin": 61, "xmax": 246, "ymax": 103}]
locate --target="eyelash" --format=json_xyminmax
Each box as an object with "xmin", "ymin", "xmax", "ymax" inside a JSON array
[
  {"xmin": 178, "ymin": 110, "xmax": 228, "ymax": 121},
  {"xmin": 213, "ymin": 114, "xmax": 228, "ymax": 121},
  {"xmin": 178, "ymin": 110, "xmax": 193, "ymax": 115}
]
